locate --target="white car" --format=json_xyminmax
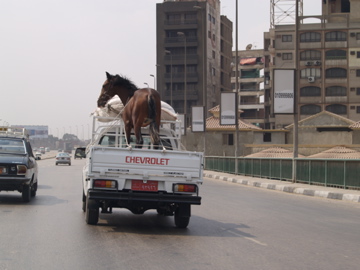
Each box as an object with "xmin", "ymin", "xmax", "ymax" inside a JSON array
[
  {"xmin": 34, "ymin": 152, "xmax": 42, "ymax": 160},
  {"xmin": 55, "ymin": 152, "xmax": 71, "ymax": 166}
]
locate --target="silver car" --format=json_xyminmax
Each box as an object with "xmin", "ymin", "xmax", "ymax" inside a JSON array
[{"xmin": 55, "ymin": 152, "xmax": 71, "ymax": 166}]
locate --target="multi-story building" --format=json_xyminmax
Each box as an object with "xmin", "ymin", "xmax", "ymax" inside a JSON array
[
  {"xmin": 264, "ymin": 0, "xmax": 360, "ymax": 129},
  {"xmin": 156, "ymin": 0, "xmax": 232, "ymax": 126},
  {"xmin": 231, "ymin": 48, "xmax": 265, "ymax": 128}
]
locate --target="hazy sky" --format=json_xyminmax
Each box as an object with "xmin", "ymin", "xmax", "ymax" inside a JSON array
[{"xmin": 0, "ymin": 0, "xmax": 320, "ymax": 139}]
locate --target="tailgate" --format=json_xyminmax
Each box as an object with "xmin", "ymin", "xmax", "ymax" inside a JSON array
[{"xmin": 89, "ymin": 147, "xmax": 203, "ymax": 180}]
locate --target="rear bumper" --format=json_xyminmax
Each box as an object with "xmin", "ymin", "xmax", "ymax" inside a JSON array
[
  {"xmin": 88, "ymin": 189, "xmax": 201, "ymax": 205},
  {"xmin": 0, "ymin": 177, "xmax": 31, "ymax": 191}
]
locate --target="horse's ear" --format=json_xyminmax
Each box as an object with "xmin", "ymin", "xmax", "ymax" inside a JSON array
[{"xmin": 106, "ymin": 72, "xmax": 112, "ymax": 80}]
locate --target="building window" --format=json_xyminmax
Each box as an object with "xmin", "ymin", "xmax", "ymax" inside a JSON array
[
  {"xmin": 300, "ymin": 50, "xmax": 321, "ymax": 60},
  {"xmin": 326, "ymin": 104, "xmax": 347, "ymax": 114},
  {"xmin": 325, "ymin": 31, "xmax": 347, "ymax": 41},
  {"xmin": 300, "ymin": 32, "xmax": 321, "ymax": 43},
  {"xmin": 341, "ymin": 0, "xmax": 350, "ymax": 12},
  {"xmin": 357, "ymin": 33, "xmax": 360, "ymax": 40},
  {"xmin": 300, "ymin": 86, "xmax": 321, "ymax": 97},
  {"xmin": 223, "ymin": 134, "xmax": 234, "ymax": 145},
  {"xmin": 357, "ymin": 70, "xmax": 360, "ymax": 77},
  {"xmin": 300, "ymin": 104, "xmax": 321, "ymax": 115},
  {"xmin": 357, "ymin": 106, "xmax": 360, "ymax": 113},
  {"xmin": 357, "ymin": 88, "xmax": 360, "ymax": 95},
  {"xmin": 300, "ymin": 68, "xmax": 321, "ymax": 78},
  {"xmin": 357, "ymin": 52, "xmax": 360, "ymax": 58},
  {"xmin": 325, "ymin": 50, "xmax": 346, "ymax": 60},
  {"xmin": 263, "ymin": 133, "xmax": 271, "ymax": 142},
  {"xmin": 325, "ymin": 86, "xmax": 347, "ymax": 96},
  {"xmin": 212, "ymin": 50, "xmax": 215, "ymax": 59},
  {"xmin": 325, "ymin": 68, "xmax": 347, "ymax": 78},
  {"xmin": 282, "ymin": 35, "xmax": 292, "ymax": 42},
  {"xmin": 282, "ymin": 53, "xmax": 292, "ymax": 60}
]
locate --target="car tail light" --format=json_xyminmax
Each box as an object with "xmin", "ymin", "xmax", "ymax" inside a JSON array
[
  {"xmin": 0, "ymin": 166, "xmax": 7, "ymax": 174},
  {"xmin": 17, "ymin": 165, "xmax": 27, "ymax": 175},
  {"xmin": 173, "ymin": 184, "xmax": 197, "ymax": 194},
  {"xmin": 93, "ymin": 180, "xmax": 116, "ymax": 189}
]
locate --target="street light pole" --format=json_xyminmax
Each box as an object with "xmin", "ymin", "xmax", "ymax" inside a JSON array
[
  {"xmin": 177, "ymin": 31, "xmax": 187, "ymax": 125},
  {"xmin": 150, "ymin": 74, "xmax": 156, "ymax": 89},
  {"xmin": 144, "ymin": 82, "xmax": 149, "ymax": 88},
  {"xmin": 194, "ymin": 4, "xmax": 206, "ymax": 154},
  {"xmin": 235, "ymin": 0, "xmax": 239, "ymax": 173},
  {"xmin": 165, "ymin": 50, "xmax": 173, "ymax": 107}
]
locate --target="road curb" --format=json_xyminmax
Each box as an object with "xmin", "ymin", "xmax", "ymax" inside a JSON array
[{"xmin": 204, "ymin": 172, "xmax": 360, "ymax": 203}]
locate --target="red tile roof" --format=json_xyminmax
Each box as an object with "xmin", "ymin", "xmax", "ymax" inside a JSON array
[
  {"xmin": 206, "ymin": 116, "xmax": 262, "ymax": 131},
  {"xmin": 246, "ymin": 147, "xmax": 305, "ymax": 158},
  {"xmin": 308, "ymin": 146, "xmax": 360, "ymax": 159}
]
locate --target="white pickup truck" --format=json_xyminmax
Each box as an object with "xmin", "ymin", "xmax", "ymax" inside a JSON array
[{"xmin": 82, "ymin": 116, "xmax": 203, "ymax": 228}]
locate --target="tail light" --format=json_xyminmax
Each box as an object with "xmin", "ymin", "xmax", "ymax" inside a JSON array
[
  {"xmin": 93, "ymin": 180, "xmax": 116, "ymax": 189},
  {"xmin": 173, "ymin": 184, "xmax": 198, "ymax": 194},
  {"xmin": 17, "ymin": 165, "xmax": 27, "ymax": 175}
]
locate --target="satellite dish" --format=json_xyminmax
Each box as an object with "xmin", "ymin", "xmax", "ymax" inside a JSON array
[{"xmin": 246, "ymin": 44, "xmax": 252, "ymax": 50}]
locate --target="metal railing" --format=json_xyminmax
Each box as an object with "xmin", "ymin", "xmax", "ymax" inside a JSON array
[{"xmin": 204, "ymin": 156, "xmax": 360, "ymax": 190}]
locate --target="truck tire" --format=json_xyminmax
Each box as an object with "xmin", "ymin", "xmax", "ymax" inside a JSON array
[
  {"xmin": 31, "ymin": 182, "xmax": 37, "ymax": 197},
  {"xmin": 82, "ymin": 191, "xmax": 86, "ymax": 212},
  {"xmin": 174, "ymin": 204, "xmax": 190, "ymax": 228},
  {"xmin": 22, "ymin": 185, "xmax": 31, "ymax": 203},
  {"xmin": 85, "ymin": 196, "xmax": 99, "ymax": 225}
]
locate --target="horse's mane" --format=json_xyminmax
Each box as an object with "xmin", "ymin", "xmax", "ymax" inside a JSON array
[{"xmin": 113, "ymin": 74, "xmax": 138, "ymax": 97}]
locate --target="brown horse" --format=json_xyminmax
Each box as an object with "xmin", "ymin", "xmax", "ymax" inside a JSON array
[{"xmin": 97, "ymin": 72, "xmax": 161, "ymax": 148}]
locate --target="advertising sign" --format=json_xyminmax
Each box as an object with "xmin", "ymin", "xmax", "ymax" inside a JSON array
[
  {"xmin": 274, "ymin": 69, "xmax": 295, "ymax": 114},
  {"xmin": 11, "ymin": 125, "xmax": 48, "ymax": 139},
  {"xmin": 191, "ymin": 106, "xmax": 205, "ymax": 132},
  {"xmin": 220, "ymin": 92, "xmax": 237, "ymax": 125}
]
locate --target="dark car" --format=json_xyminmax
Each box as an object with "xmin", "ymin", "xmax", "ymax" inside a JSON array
[
  {"xmin": 74, "ymin": 147, "xmax": 86, "ymax": 159},
  {"xmin": 55, "ymin": 152, "xmax": 71, "ymax": 166},
  {"xmin": 0, "ymin": 127, "xmax": 38, "ymax": 202}
]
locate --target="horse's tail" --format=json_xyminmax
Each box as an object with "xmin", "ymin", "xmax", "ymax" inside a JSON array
[{"xmin": 148, "ymin": 94, "xmax": 160, "ymax": 145}]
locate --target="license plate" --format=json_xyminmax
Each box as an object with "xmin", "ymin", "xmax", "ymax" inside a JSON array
[{"xmin": 131, "ymin": 180, "xmax": 158, "ymax": 191}]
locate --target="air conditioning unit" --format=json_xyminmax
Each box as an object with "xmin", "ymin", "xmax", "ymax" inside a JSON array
[
  {"xmin": 314, "ymin": 61, "xmax": 321, "ymax": 66},
  {"xmin": 305, "ymin": 61, "xmax": 312, "ymax": 66},
  {"xmin": 308, "ymin": 77, "xmax": 315, "ymax": 83},
  {"xmin": 350, "ymin": 32, "xmax": 356, "ymax": 37}
]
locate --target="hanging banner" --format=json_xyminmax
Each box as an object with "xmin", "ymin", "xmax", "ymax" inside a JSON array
[
  {"xmin": 177, "ymin": 114, "xmax": 186, "ymax": 135},
  {"xmin": 274, "ymin": 69, "xmax": 295, "ymax": 114},
  {"xmin": 191, "ymin": 106, "xmax": 205, "ymax": 132},
  {"xmin": 220, "ymin": 92, "xmax": 237, "ymax": 125}
]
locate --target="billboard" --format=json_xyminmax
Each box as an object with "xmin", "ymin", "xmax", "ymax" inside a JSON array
[
  {"xmin": 177, "ymin": 114, "xmax": 186, "ymax": 135},
  {"xmin": 274, "ymin": 69, "xmax": 295, "ymax": 114},
  {"xmin": 191, "ymin": 106, "xmax": 205, "ymax": 132},
  {"xmin": 220, "ymin": 92, "xmax": 237, "ymax": 125},
  {"xmin": 11, "ymin": 125, "xmax": 48, "ymax": 139}
]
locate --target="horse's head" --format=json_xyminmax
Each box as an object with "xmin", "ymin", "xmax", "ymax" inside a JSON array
[
  {"xmin": 97, "ymin": 72, "xmax": 117, "ymax": 107},
  {"xmin": 97, "ymin": 72, "xmax": 138, "ymax": 107}
]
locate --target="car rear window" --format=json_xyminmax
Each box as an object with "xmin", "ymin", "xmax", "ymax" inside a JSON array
[{"xmin": 0, "ymin": 139, "xmax": 26, "ymax": 154}]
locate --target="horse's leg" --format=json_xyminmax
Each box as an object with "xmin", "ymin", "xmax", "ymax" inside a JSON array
[
  {"xmin": 134, "ymin": 124, "xmax": 143, "ymax": 148},
  {"xmin": 124, "ymin": 124, "xmax": 132, "ymax": 146}
]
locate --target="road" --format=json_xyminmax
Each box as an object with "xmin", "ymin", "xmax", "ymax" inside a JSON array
[{"xmin": 0, "ymin": 155, "xmax": 359, "ymax": 270}]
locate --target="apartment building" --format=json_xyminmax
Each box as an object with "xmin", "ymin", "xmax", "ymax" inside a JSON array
[
  {"xmin": 231, "ymin": 48, "xmax": 265, "ymax": 128},
  {"xmin": 156, "ymin": 0, "xmax": 232, "ymax": 126},
  {"xmin": 264, "ymin": 0, "xmax": 360, "ymax": 129}
]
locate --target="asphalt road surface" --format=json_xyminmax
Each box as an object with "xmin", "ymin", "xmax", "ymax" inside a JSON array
[{"xmin": 0, "ymin": 156, "xmax": 359, "ymax": 270}]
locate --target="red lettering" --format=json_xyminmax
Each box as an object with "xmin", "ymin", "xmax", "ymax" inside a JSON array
[{"xmin": 125, "ymin": 156, "xmax": 170, "ymax": 165}]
